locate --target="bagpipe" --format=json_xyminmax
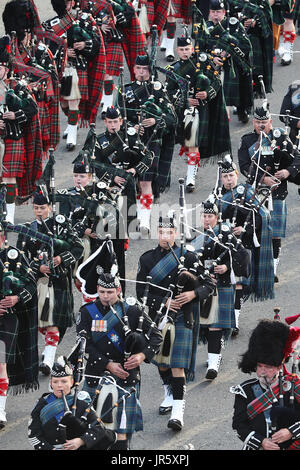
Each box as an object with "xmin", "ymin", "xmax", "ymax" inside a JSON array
[
  {"xmin": 204, "ymin": 21, "xmax": 252, "ymax": 76},
  {"xmin": 0, "ymin": 183, "xmax": 48, "ymax": 304},
  {"xmin": 238, "ymin": 0, "xmax": 272, "ymax": 38},
  {"xmin": 83, "ymin": 373, "xmax": 136, "ymax": 432}
]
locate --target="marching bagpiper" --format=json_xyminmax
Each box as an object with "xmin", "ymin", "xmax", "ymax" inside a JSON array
[
  {"xmin": 165, "ymin": 24, "xmax": 231, "ymax": 192},
  {"xmin": 44, "ymin": 0, "xmax": 106, "ymax": 150},
  {"xmin": 238, "ymin": 104, "xmax": 300, "ymax": 283},
  {"xmin": 227, "ymin": 0, "xmax": 274, "ymax": 98},
  {"xmin": 2, "ymin": 0, "xmax": 61, "ymax": 154},
  {"xmin": 230, "ymin": 316, "xmax": 300, "ymax": 450},
  {"xmin": 16, "ymin": 185, "xmax": 84, "ymax": 376},
  {"xmin": 28, "ymin": 356, "xmax": 117, "ymax": 450},
  {"xmin": 0, "ymin": 209, "xmax": 39, "ymax": 428},
  {"xmin": 206, "ymin": 0, "xmax": 254, "ymax": 124},
  {"xmin": 217, "ymin": 155, "xmax": 274, "ymax": 335},
  {"xmin": 81, "ymin": 0, "xmax": 147, "ymax": 117},
  {"xmin": 76, "ymin": 241, "xmax": 162, "ymax": 449},
  {"xmin": 117, "ymin": 53, "xmax": 177, "ymax": 235},
  {"xmin": 136, "ymin": 209, "xmax": 215, "ymax": 430},
  {"xmin": 0, "ymin": 35, "xmax": 42, "ymax": 224},
  {"xmin": 193, "ymin": 195, "xmax": 250, "ymax": 378}
]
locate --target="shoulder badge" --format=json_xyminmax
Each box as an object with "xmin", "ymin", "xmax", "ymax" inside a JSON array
[{"xmin": 7, "ymin": 249, "xmax": 18, "ymax": 260}]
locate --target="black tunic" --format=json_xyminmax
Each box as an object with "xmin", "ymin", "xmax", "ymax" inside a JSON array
[{"xmin": 77, "ymin": 298, "xmax": 163, "ymax": 388}]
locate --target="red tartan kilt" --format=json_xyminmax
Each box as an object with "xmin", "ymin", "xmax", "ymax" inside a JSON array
[
  {"xmin": 146, "ymin": 1, "xmax": 155, "ymax": 26},
  {"xmin": 37, "ymin": 102, "xmax": 51, "ymax": 152},
  {"xmin": 105, "ymin": 42, "xmax": 123, "ymax": 76},
  {"xmin": 77, "ymin": 68, "xmax": 89, "ymax": 101},
  {"xmin": 171, "ymin": 0, "xmax": 191, "ymax": 21},
  {"xmin": 2, "ymin": 138, "xmax": 26, "ymax": 178}
]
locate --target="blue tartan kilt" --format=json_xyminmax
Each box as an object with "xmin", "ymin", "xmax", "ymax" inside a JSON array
[
  {"xmin": 82, "ymin": 381, "xmax": 143, "ymax": 435},
  {"xmin": 152, "ymin": 313, "xmax": 193, "ymax": 369},
  {"xmin": 210, "ymin": 285, "xmax": 236, "ymax": 329},
  {"xmin": 270, "ymin": 199, "xmax": 287, "ymax": 238}
]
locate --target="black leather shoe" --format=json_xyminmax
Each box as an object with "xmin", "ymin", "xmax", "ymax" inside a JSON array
[
  {"xmin": 39, "ymin": 362, "xmax": 51, "ymax": 376},
  {"xmin": 167, "ymin": 419, "xmax": 182, "ymax": 431}
]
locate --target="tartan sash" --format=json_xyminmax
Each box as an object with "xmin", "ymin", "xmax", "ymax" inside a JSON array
[
  {"xmin": 40, "ymin": 393, "xmax": 74, "ymax": 425},
  {"xmin": 85, "ymin": 302, "xmax": 128, "ymax": 354},
  {"xmin": 247, "ymin": 383, "xmax": 280, "ymax": 420},
  {"xmin": 149, "ymin": 235, "xmax": 205, "ymax": 285},
  {"xmin": 221, "ymin": 185, "xmax": 274, "ymax": 301}
]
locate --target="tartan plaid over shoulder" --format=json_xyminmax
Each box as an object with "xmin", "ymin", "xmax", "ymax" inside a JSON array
[{"xmin": 121, "ymin": 3, "xmax": 147, "ymax": 80}]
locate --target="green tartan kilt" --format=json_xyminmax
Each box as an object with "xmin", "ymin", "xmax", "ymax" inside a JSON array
[
  {"xmin": 1, "ymin": 301, "xmax": 39, "ymax": 391},
  {"xmin": 223, "ymin": 70, "xmax": 240, "ymax": 107},
  {"xmin": 248, "ymin": 33, "xmax": 273, "ymax": 93},
  {"xmin": 83, "ymin": 381, "xmax": 143, "ymax": 435},
  {"xmin": 51, "ymin": 272, "xmax": 75, "ymax": 329},
  {"xmin": 270, "ymin": 199, "xmax": 287, "ymax": 238}
]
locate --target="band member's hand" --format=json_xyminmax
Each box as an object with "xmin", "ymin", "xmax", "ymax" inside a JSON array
[
  {"xmin": 142, "ymin": 118, "xmax": 155, "ymax": 127},
  {"xmin": 175, "ymin": 290, "xmax": 196, "ymax": 305},
  {"xmin": 67, "ymin": 48, "xmax": 76, "ymax": 58},
  {"xmin": 297, "ymin": 120, "xmax": 300, "ymax": 128},
  {"xmin": 126, "ymin": 168, "xmax": 136, "ymax": 176},
  {"xmin": 63, "ymin": 438, "xmax": 85, "ymax": 450},
  {"xmin": 271, "ymin": 428, "xmax": 293, "ymax": 444},
  {"xmin": 244, "ymin": 18, "xmax": 256, "ymax": 29},
  {"xmin": 233, "ymin": 226, "xmax": 243, "ymax": 236},
  {"xmin": 114, "ymin": 176, "xmax": 126, "ymax": 186},
  {"xmin": 40, "ymin": 264, "xmax": 50, "ymax": 275},
  {"xmin": 166, "ymin": 298, "xmax": 181, "ymax": 312},
  {"xmin": 134, "ymin": 124, "xmax": 144, "ymax": 135},
  {"xmin": 189, "ymin": 98, "xmax": 199, "ymax": 107},
  {"xmin": 73, "ymin": 41, "xmax": 86, "ymax": 51},
  {"xmin": 214, "ymin": 264, "xmax": 228, "ymax": 275},
  {"xmin": 263, "ymin": 176, "xmax": 278, "ymax": 187},
  {"xmin": 106, "ymin": 361, "xmax": 129, "ymax": 379},
  {"xmin": 101, "ymin": 24, "xmax": 112, "ymax": 34},
  {"xmin": 84, "ymin": 228, "xmax": 98, "ymax": 239},
  {"xmin": 53, "ymin": 256, "xmax": 62, "ymax": 267},
  {"xmin": 3, "ymin": 111, "xmax": 16, "ymax": 120},
  {"xmin": 195, "ymin": 91, "xmax": 208, "ymax": 100},
  {"xmin": 0, "ymin": 295, "xmax": 19, "ymax": 308},
  {"xmin": 124, "ymin": 352, "xmax": 146, "ymax": 370},
  {"xmin": 261, "ymin": 438, "xmax": 280, "ymax": 450},
  {"xmin": 212, "ymin": 56, "xmax": 224, "ymax": 67},
  {"xmin": 274, "ymin": 169, "xmax": 290, "ymax": 181},
  {"xmin": 0, "ymin": 120, "xmax": 5, "ymax": 129}
]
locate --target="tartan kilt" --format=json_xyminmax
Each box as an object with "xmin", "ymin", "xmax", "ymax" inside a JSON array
[
  {"xmin": 3, "ymin": 299, "xmax": 39, "ymax": 393},
  {"xmin": 50, "ymin": 272, "xmax": 75, "ymax": 330},
  {"xmin": 122, "ymin": 13, "xmax": 147, "ymax": 80},
  {"xmin": 37, "ymin": 101, "xmax": 51, "ymax": 153},
  {"xmin": 248, "ymin": 33, "xmax": 273, "ymax": 94},
  {"xmin": 83, "ymin": 381, "xmax": 143, "ymax": 435},
  {"xmin": 2, "ymin": 138, "xmax": 26, "ymax": 178},
  {"xmin": 223, "ymin": 68, "xmax": 240, "ymax": 107},
  {"xmin": 138, "ymin": 141, "xmax": 160, "ymax": 182},
  {"xmin": 105, "ymin": 42, "xmax": 123, "ymax": 76},
  {"xmin": 171, "ymin": 0, "xmax": 192, "ymax": 21},
  {"xmin": 152, "ymin": 313, "xmax": 193, "ymax": 369},
  {"xmin": 270, "ymin": 199, "xmax": 287, "ymax": 238},
  {"xmin": 208, "ymin": 285, "xmax": 235, "ymax": 329},
  {"xmin": 153, "ymin": 0, "xmax": 169, "ymax": 33},
  {"xmin": 77, "ymin": 68, "xmax": 89, "ymax": 102}
]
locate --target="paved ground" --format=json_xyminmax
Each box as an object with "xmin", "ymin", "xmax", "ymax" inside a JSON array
[{"xmin": 0, "ymin": 1, "xmax": 300, "ymax": 452}]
